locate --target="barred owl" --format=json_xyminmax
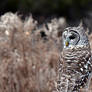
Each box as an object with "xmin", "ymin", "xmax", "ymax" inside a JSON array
[{"xmin": 57, "ymin": 25, "xmax": 92, "ymax": 92}]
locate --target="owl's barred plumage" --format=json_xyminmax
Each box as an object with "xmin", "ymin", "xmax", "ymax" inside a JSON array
[{"xmin": 57, "ymin": 25, "xmax": 92, "ymax": 92}]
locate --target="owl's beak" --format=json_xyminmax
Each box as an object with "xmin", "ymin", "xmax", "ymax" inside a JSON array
[{"xmin": 65, "ymin": 41, "xmax": 69, "ymax": 46}]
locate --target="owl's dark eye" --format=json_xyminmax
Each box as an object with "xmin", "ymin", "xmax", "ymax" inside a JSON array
[{"xmin": 69, "ymin": 35, "xmax": 76, "ymax": 39}]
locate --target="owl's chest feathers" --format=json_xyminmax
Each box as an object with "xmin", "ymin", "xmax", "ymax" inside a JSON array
[{"xmin": 60, "ymin": 46, "xmax": 92, "ymax": 76}]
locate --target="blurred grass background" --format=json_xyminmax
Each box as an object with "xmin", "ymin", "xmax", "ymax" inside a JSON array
[{"xmin": 0, "ymin": 0, "xmax": 92, "ymax": 20}]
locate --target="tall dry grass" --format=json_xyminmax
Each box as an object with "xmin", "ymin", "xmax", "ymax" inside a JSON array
[{"xmin": 0, "ymin": 12, "xmax": 66, "ymax": 92}]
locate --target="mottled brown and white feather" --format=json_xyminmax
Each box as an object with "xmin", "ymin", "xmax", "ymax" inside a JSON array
[{"xmin": 57, "ymin": 26, "xmax": 92, "ymax": 92}]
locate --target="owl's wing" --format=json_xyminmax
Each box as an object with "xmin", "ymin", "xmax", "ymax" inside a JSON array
[{"xmin": 73, "ymin": 53, "xmax": 92, "ymax": 91}]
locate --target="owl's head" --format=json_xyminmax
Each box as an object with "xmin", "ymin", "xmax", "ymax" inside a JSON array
[{"xmin": 62, "ymin": 25, "xmax": 89, "ymax": 49}]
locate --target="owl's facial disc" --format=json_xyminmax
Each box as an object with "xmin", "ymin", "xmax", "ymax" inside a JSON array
[{"xmin": 63, "ymin": 30, "xmax": 80, "ymax": 48}]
